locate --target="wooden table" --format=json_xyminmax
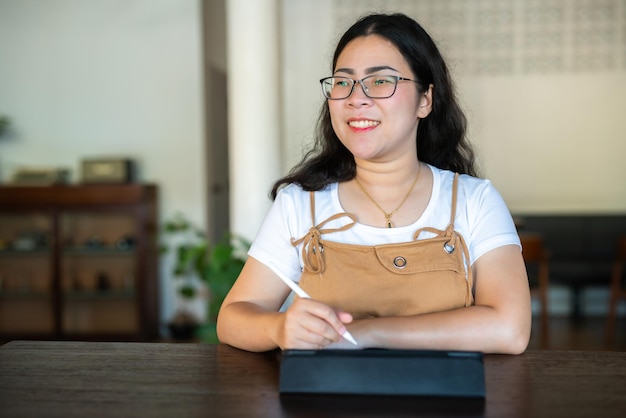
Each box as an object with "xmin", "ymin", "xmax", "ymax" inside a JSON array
[{"xmin": 0, "ymin": 340, "xmax": 625, "ymax": 417}]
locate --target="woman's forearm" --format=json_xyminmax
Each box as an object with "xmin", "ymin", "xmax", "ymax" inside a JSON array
[
  {"xmin": 350, "ymin": 304, "xmax": 531, "ymax": 354},
  {"xmin": 216, "ymin": 301, "xmax": 283, "ymax": 352}
]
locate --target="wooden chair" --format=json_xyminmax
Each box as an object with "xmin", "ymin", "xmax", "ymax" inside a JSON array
[
  {"xmin": 520, "ymin": 233, "xmax": 550, "ymax": 348},
  {"xmin": 605, "ymin": 236, "xmax": 626, "ymax": 345}
]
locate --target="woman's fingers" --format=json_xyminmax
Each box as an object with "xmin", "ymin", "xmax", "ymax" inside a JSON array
[
  {"xmin": 281, "ymin": 298, "xmax": 350, "ymax": 348},
  {"xmin": 336, "ymin": 310, "xmax": 353, "ymax": 325}
]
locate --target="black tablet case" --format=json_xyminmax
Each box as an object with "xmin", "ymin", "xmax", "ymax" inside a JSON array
[{"xmin": 279, "ymin": 349, "xmax": 485, "ymax": 398}]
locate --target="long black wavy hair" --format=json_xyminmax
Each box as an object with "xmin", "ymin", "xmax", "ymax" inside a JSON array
[{"xmin": 271, "ymin": 13, "xmax": 478, "ymax": 199}]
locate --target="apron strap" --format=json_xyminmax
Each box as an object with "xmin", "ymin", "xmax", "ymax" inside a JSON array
[
  {"xmin": 412, "ymin": 173, "xmax": 474, "ymax": 304},
  {"xmin": 413, "ymin": 172, "xmax": 460, "ymax": 240},
  {"xmin": 291, "ymin": 191, "xmax": 357, "ymax": 273},
  {"xmin": 449, "ymin": 173, "xmax": 460, "ymax": 228}
]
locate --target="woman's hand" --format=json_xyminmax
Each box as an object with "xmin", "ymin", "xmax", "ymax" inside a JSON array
[
  {"xmin": 276, "ymin": 297, "xmax": 354, "ymax": 349},
  {"xmin": 218, "ymin": 257, "xmax": 358, "ymax": 352}
]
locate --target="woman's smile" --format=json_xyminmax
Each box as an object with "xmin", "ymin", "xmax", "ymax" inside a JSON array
[{"xmin": 347, "ymin": 118, "xmax": 380, "ymax": 131}]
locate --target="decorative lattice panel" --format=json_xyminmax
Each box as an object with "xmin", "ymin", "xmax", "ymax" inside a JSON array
[{"xmin": 333, "ymin": 0, "xmax": 626, "ymax": 75}]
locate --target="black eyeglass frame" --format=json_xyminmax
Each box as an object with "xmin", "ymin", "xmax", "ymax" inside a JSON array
[{"xmin": 319, "ymin": 75, "xmax": 419, "ymax": 100}]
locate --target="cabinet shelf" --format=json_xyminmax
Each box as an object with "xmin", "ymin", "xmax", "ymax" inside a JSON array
[
  {"xmin": 63, "ymin": 247, "xmax": 136, "ymax": 256},
  {"xmin": 64, "ymin": 290, "xmax": 136, "ymax": 300},
  {"xmin": 0, "ymin": 249, "xmax": 50, "ymax": 257},
  {"xmin": 0, "ymin": 184, "xmax": 159, "ymax": 342},
  {"xmin": 0, "ymin": 291, "xmax": 51, "ymax": 300}
]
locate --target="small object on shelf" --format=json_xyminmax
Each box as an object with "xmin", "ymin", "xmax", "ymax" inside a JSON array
[
  {"xmin": 84, "ymin": 236, "xmax": 105, "ymax": 249},
  {"xmin": 11, "ymin": 167, "xmax": 70, "ymax": 185},
  {"xmin": 168, "ymin": 310, "xmax": 200, "ymax": 341},
  {"xmin": 116, "ymin": 235, "xmax": 136, "ymax": 251},
  {"xmin": 12, "ymin": 231, "xmax": 48, "ymax": 251},
  {"xmin": 72, "ymin": 275, "xmax": 82, "ymax": 291},
  {"xmin": 96, "ymin": 272, "xmax": 111, "ymax": 292},
  {"xmin": 18, "ymin": 275, "xmax": 31, "ymax": 293},
  {"xmin": 80, "ymin": 158, "xmax": 135, "ymax": 184},
  {"xmin": 123, "ymin": 274, "xmax": 135, "ymax": 290}
]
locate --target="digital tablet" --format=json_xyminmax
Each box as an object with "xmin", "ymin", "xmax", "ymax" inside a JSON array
[{"xmin": 279, "ymin": 349, "xmax": 485, "ymax": 398}]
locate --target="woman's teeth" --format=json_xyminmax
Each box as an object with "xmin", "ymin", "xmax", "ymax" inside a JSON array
[{"xmin": 348, "ymin": 120, "xmax": 380, "ymax": 128}]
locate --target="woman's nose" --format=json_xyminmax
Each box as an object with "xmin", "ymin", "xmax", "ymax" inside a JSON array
[{"xmin": 347, "ymin": 81, "xmax": 372, "ymax": 106}]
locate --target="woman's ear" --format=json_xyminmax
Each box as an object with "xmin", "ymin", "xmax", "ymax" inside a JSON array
[{"xmin": 417, "ymin": 84, "xmax": 434, "ymax": 118}]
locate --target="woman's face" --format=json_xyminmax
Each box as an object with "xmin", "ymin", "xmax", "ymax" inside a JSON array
[{"xmin": 328, "ymin": 35, "xmax": 431, "ymax": 163}]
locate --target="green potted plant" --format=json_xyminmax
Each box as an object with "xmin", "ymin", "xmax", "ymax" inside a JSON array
[
  {"xmin": 161, "ymin": 212, "xmax": 249, "ymax": 342},
  {"xmin": 0, "ymin": 116, "xmax": 9, "ymax": 137}
]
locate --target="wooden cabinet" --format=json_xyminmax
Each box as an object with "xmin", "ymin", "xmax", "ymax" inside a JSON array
[{"xmin": 0, "ymin": 184, "xmax": 159, "ymax": 342}]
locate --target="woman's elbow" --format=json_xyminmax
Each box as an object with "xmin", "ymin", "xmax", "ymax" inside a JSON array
[
  {"xmin": 504, "ymin": 334, "xmax": 530, "ymax": 355},
  {"xmin": 498, "ymin": 321, "xmax": 531, "ymax": 355},
  {"xmin": 215, "ymin": 303, "xmax": 233, "ymax": 345}
]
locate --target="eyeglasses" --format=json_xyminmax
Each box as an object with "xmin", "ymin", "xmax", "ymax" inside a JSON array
[{"xmin": 319, "ymin": 75, "xmax": 419, "ymax": 100}]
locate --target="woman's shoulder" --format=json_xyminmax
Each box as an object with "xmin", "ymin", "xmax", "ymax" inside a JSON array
[
  {"xmin": 429, "ymin": 166, "xmax": 505, "ymax": 217},
  {"xmin": 430, "ymin": 165, "xmax": 494, "ymax": 194},
  {"xmin": 275, "ymin": 182, "xmax": 334, "ymax": 198},
  {"xmin": 274, "ymin": 183, "xmax": 336, "ymax": 210}
]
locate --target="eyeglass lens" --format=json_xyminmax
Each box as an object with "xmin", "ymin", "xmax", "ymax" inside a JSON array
[{"xmin": 321, "ymin": 75, "xmax": 399, "ymax": 99}]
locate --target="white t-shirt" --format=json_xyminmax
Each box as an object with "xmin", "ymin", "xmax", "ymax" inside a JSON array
[{"xmin": 249, "ymin": 165, "xmax": 520, "ymax": 284}]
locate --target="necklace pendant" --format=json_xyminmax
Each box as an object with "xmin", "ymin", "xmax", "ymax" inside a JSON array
[{"xmin": 355, "ymin": 165, "xmax": 421, "ymax": 231}]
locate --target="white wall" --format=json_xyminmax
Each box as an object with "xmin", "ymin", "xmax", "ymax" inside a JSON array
[
  {"xmin": 0, "ymin": 0, "xmax": 206, "ymax": 328},
  {"xmin": 280, "ymin": 0, "xmax": 336, "ymax": 168},
  {"xmin": 280, "ymin": 0, "xmax": 626, "ymax": 214},
  {"xmin": 462, "ymin": 73, "xmax": 626, "ymax": 213}
]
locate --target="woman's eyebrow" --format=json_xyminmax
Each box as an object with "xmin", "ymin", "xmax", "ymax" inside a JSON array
[{"xmin": 334, "ymin": 65, "xmax": 400, "ymax": 75}]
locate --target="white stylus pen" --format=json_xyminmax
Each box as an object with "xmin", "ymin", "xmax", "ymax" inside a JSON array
[{"xmin": 269, "ymin": 263, "xmax": 358, "ymax": 345}]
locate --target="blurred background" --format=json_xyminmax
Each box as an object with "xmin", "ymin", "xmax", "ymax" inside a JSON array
[{"xmin": 0, "ymin": 0, "xmax": 624, "ymax": 346}]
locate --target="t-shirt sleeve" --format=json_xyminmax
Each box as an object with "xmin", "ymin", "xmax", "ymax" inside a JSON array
[
  {"xmin": 463, "ymin": 178, "xmax": 521, "ymax": 265},
  {"xmin": 247, "ymin": 186, "xmax": 305, "ymax": 283}
]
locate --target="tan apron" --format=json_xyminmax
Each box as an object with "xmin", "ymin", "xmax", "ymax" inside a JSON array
[{"xmin": 291, "ymin": 173, "xmax": 473, "ymax": 319}]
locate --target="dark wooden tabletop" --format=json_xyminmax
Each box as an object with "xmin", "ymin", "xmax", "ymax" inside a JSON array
[{"xmin": 0, "ymin": 340, "xmax": 625, "ymax": 418}]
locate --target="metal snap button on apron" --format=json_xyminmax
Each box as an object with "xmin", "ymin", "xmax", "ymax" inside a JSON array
[
  {"xmin": 443, "ymin": 242, "xmax": 455, "ymax": 254},
  {"xmin": 312, "ymin": 245, "xmax": 324, "ymax": 254},
  {"xmin": 393, "ymin": 256, "xmax": 407, "ymax": 269}
]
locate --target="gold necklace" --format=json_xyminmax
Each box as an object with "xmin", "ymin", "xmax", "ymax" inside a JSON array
[{"xmin": 354, "ymin": 164, "xmax": 421, "ymax": 228}]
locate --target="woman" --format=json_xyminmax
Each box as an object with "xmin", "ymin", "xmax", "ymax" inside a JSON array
[{"xmin": 217, "ymin": 13, "xmax": 531, "ymax": 354}]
